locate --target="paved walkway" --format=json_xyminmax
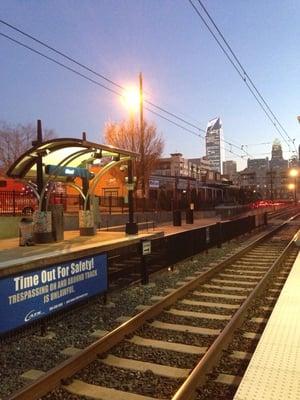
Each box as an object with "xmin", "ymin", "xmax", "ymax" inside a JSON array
[{"xmin": 0, "ymin": 216, "xmax": 219, "ymax": 275}]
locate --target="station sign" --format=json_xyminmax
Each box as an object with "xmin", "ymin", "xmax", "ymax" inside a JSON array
[
  {"xmin": 149, "ymin": 180, "xmax": 160, "ymax": 189},
  {"xmin": 142, "ymin": 240, "xmax": 151, "ymax": 256},
  {"xmin": 0, "ymin": 253, "xmax": 107, "ymax": 334},
  {"xmin": 45, "ymin": 165, "xmax": 94, "ymax": 180}
]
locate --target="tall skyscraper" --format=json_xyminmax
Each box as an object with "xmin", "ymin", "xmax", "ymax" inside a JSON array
[
  {"xmin": 205, "ymin": 117, "xmax": 224, "ymax": 173},
  {"xmin": 270, "ymin": 139, "xmax": 288, "ymax": 169},
  {"xmin": 271, "ymin": 138, "xmax": 283, "ymax": 160}
]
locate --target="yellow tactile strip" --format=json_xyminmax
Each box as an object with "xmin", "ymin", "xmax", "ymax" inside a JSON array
[{"xmin": 234, "ymin": 251, "xmax": 300, "ymax": 400}]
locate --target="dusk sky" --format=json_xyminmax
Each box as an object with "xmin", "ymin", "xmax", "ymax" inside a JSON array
[{"xmin": 1, "ymin": 0, "xmax": 300, "ymax": 170}]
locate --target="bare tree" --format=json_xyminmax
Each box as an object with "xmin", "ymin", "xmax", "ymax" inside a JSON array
[
  {"xmin": 104, "ymin": 120, "xmax": 164, "ymax": 194},
  {"xmin": 0, "ymin": 121, "xmax": 56, "ymax": 174}
]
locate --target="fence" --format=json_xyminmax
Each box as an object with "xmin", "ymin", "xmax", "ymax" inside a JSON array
[
  {"xmin": 1, "ymin": 190, "xmax": 279, "ymax": 216},
  {"xmin": 107, "ymin": 214, "xmax": 261, "ymax": 286},
  {"xmin": 0, "ymin": 191, "xmax": 218, "ymax": 215}
]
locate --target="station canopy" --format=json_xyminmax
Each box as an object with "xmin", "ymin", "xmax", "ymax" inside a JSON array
[{"xmin": 7, "ymin": 138, "xmax": 139, "ymax": 182}]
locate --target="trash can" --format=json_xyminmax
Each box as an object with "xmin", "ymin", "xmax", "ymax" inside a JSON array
[
  {"xmin": 186, "ymin": 209, "xmax": 194, "ymax": 224},
  {"xmin": 173, "ymin": 210, "xmax": 182, "ymax": 226},
  {"xmin": 19, "ymin": 217, "xmax": 34, "ymax": 246}
]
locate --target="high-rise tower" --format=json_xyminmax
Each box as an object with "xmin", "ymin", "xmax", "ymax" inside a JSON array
[{"xmin": 205, "ymin": 117, "xmax": 224, "ymax": 173}]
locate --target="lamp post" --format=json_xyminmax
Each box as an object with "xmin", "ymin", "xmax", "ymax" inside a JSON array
[
  {"xmin": 122, "ymin": 83, "xmax": 141, "ymax": 234},
  {"xmin": 139, "ymin": 73, "xmax": 145, "ymax": 201},
  {"xmin": 289, "ymin": 168, "xmax": 298, "ymax": 205}
]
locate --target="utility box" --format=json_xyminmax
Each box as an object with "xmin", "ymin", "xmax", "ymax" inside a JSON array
[
  {"xmin": 186, "ymin": 209, "xmax": 194, "ymax": 224},
  {"xmin": 173, "ymin": 210, "xmax": 182, "ymax": 226},
  {"xmin": 50, "ymin": 204, "xmax": 64, "ymax": 242},
  {"xmin": 19, "ymin": 217, "xmax": 34, "ymax": 246}
]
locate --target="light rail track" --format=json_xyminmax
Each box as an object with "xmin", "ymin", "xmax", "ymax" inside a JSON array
[{"xmin": 6, "ymin": 213, "xmax": 299, "ymax": 400}]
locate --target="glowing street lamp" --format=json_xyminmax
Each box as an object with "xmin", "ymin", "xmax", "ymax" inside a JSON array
[
  {"xmin": 289, "ymin": 168, "xmax": 298, "ymax": 178},
  {"xmin": 122, "ymin": 75, "xmax": 145, "ymax": 200},
  {"xmin": 121, "ymin": 86, "xmax": 140, "ymax": 115}
]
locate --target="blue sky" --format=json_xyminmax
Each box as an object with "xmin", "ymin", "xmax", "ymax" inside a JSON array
[{"xmin": 0, "ymin": 0, "xmax": 299, "ymax": 170}]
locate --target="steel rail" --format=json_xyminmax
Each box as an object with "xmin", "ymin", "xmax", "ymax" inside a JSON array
[{"xmin": 6, "ymin": 213, "xmax": 299, "ymax": 400}]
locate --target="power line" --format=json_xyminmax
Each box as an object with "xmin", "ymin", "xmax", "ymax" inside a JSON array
[
  {"xmin": 196, "ymin": 0, "xmax": 295, "ymax": 149},
  {"xmin": 188, "ymin": 0, "xmax": 295, "ymax": 152},
  {"xmin": 0, "ymin": 32, "xmax": 122, "ymax": 97},
  {"xmin": 0, "ymin": 22, "xmax": 248, "ymax": 160},
  {"xmin": 0, "ymin": 18, "xmax": 252, "ymax": 158},
  {"xmin": 0, "ymin": 18, "xmax": 124, "ymax": 91}
]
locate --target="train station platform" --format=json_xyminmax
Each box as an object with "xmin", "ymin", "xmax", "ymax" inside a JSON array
[
  {"xmin": 0, "ymin": 215, "xmax": 219, "ymax": 277},
  {"xmin": 234, "ymin": 246, "xmax": 300, "ymax": 400}
]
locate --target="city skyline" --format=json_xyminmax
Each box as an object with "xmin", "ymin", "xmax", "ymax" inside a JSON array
[{"xmin": 1, "ymin": 1, "xmax": 300, "ymax": 171}]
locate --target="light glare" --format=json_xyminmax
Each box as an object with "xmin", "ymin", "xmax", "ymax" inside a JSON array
[{"xmin": 121, "ymin": 86, "xmax": 140, "ymax": 113}]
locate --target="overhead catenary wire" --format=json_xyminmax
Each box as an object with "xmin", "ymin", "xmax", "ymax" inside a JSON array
[
  {"xmin": 0, "ymin": 18, "xmax": 252, "ymax": 159},
  {"xmin": 196, "ymin": 0, "xmax": 296, "ymax": 150},
  {"xmin": 188, "ymin": 0, "xmax": 295, "ymax": 152}
]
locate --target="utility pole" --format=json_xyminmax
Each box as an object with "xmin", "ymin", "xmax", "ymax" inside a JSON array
[{"xmin": 139, "ymin": 72, "xmax": 145, "ymax": 200}]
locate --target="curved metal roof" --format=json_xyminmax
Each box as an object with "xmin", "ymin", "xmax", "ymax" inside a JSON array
[{"xmin": 6, "ymin": 138, "xmax": 139, "ymax": 180}]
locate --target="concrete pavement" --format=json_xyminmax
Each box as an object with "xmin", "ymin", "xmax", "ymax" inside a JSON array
[{"xmin": 0, "ymin": 216, "xmax": 220, "ymax": 277}]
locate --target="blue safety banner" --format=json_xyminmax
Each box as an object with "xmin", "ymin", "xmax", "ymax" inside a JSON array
[{"xmin": 0, "ymin": 253, "xmax": 107, "ymax": 334}]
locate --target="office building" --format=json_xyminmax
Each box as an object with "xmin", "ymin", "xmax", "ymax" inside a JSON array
[{"xmin": 205, "ymin": 117, "xmax": 224, "ymax": 173}]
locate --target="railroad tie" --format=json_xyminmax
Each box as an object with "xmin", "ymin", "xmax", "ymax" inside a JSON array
[
  {"xmin": 250, "ymin": 317, "xmax": 268, "ymax": 323},
  {"xmin": 203, "ymin": 284, "xmax": 250, "ymax": 292},
  {"xmin": 192, "ymin": 291, "xmax": 246, "ymax": 300},
  {"xmin": 215, "ymin": 373, "xmax": 242, "ymax": 386},
  {"xmin": 229, "ymin": 351, "xmax": 252, "ymax": 360},
  {"xmin": 20, "ymin": 369, "xmax": 45, "ymax": 381},
  {"xmin": 64, "ymin": 379, "xmax": 160, "ymax": 400},
  {"xmin": 128, "ymin": 335, "xmax": 207, "ymax": 354},
  {"xmin": 260, "ymin": 306, "xmax": 273, "ymax": 311},
  {"xmin": 181, "ymin": 299, "xmax": 239, "ymax": 310},
  {"xmin": 243, "ymin": 331, "xmax": 261, "ymax": 340},
  {"xmin": 61, "ymin": 347, "xmax": 81, "ymax": 357},
  {"xmin": 101, "ymin": 354, "xmax": 190, "ymax": 379},
  {"xmin": 166, "ymin": 308, "xmax": 231, "ymax": 321},
  {"xmin": 212, "ymin": 278, "xmax": 256, "ymax": 286},
  {"xmin": 149, "ymin": 320, "xmax": 220, "ymax": 335},
  {"xmin": 219, "ymin": 273, "xmax": 260, "ymax": 280},
  {"xmin": 224, "ymin": 269, "xmax": 265, "ymax": 275}
]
